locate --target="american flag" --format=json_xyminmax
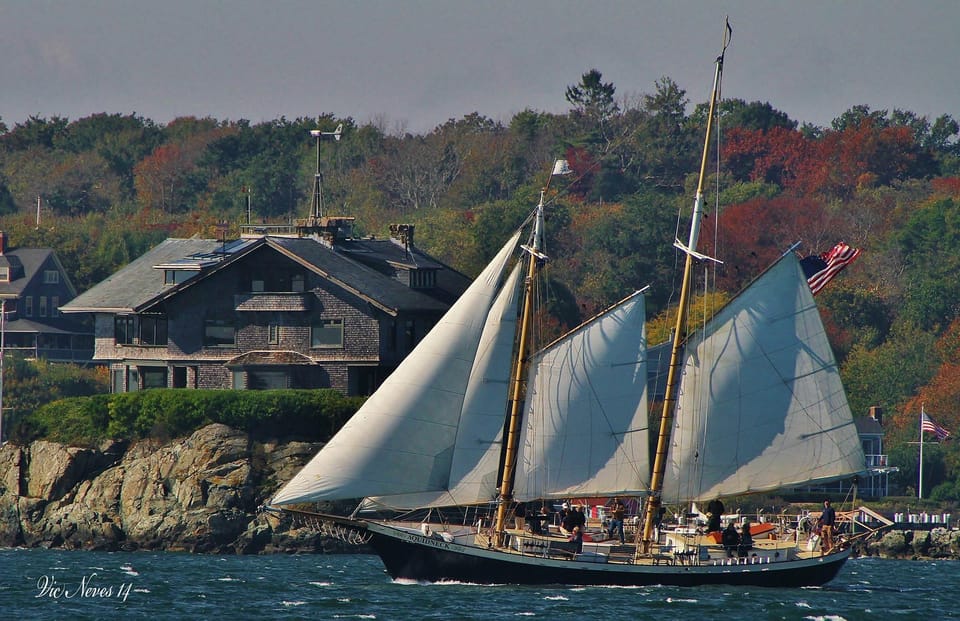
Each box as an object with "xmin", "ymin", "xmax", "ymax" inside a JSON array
[
  {"xmin": 801, "ymin": 242, "xmax": 862, "ymax": 295},
  {"xmin": 921, "ymin": 411, "xmax": 950, "ymax": 442}
]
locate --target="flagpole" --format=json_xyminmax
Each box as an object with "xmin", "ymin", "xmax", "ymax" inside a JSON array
[{"xmin": 919, "ymin": 404, "xmax": 924, "ymax": 500}]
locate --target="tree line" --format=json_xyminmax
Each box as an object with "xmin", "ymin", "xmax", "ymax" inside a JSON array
[{"xmin": 2, "ymin": 69, "xmax": 960, "ymax": 499}]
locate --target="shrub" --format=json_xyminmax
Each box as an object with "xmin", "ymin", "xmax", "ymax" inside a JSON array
[{"xmin": 23, "ymin": 389, "xmax": 365, "ymax": 445}]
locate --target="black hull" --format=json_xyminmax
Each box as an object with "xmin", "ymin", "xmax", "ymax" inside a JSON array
[{"xmin": 364, "ymin": 522, "xmax": 849, "ymax": 588}]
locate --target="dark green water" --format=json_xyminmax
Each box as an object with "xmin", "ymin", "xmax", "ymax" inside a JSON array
[{"xmin": 1, "ymin": 549, "xmax": 956, "ymax": 620}]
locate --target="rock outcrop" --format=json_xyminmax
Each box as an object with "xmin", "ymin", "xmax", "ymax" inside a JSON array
[
  {"xmin": 856, "ymin": 527, "xmax": 960, "ymax": 560},
  {"xmin": 0, "ymin": 424, "xmax": 350, "ymax": 554}
]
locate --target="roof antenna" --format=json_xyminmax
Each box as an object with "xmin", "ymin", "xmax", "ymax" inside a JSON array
[{"xmin": 309, "ymin": 123, "xmax": 343, "ymax": 219}]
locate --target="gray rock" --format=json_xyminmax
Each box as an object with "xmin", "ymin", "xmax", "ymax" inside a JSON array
[{"xmin": 0, "ymin": 423, "xmax": 345, "ymax": 554}]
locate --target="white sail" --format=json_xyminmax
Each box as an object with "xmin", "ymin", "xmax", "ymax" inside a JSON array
[
  {"xmin": 663, "ymin": 254, "xmax": 866, "ymax": 502},
  {"xmin": 271, "ymin": 231, "xmax": 522, "ymax": 506},
  {"xmin": 365, "ymin": 265, "xmax": 522, "ymax": 509},
  {"xmin": 514, "ymin": 290, "xmax": 651, "ymax": 501}
]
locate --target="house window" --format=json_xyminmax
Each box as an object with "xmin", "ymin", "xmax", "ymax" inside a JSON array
[
  {"xmin": 248, "ymin": 370, "xmax": 288, "ymax": 390},
  {"xmin": 139, "ymin": 315, "xmax": 168, "ymax": 346},
  {"xmin": 115, "ymin": 316, "xmax": 135, "ymax": 344},
  {"xmin": 39, "ymin": 296, "xmax": 47, "ymax": 317},
  {"xmin": 387, "ymin": 320, "xmax": 397, "ymax": 352},
  {"xmin": 111, "ymin": 369, "xmax": 124, "ymax": 393},
  {"xmin": 204, "ymin": 318, "xmax": 236, "ymax": 347},
  {"xmin": 172, "ymin": 366, "xmax": 188, "ymax": 388},
  {"xmin": 251, "ymin": 278, "xmax": 265, "ymax": 293},
  {"xmin": 24, "ymin": 296, "xmax": 32, "ymax": 317},
  {"xmin": 312, "ymin": 319, "xmax": 344, "ymax": 348},
  {"xmin": 51, "ymin": 296, "xmax": 59, "ymax": 317},
  {"xmin": 292, "ymin": 273, "xmax": 305, "ymax": 292},
  {"xmin": 127, "ymin": 367, "xmax": 140, "ymax": 392},
  {"xmin": 405, "ymin": 319, "xmax": 416, "ymax": 351},
  {"xmin": 268, "ymin": 323, "xmax": 279, "ymax": 345},
  {"xmin": 232, "ymin": 371, "xmax": 245, "ymax": 389},
  {"xmin": 43, "ymin": 270, "xmax": 59, "ymax": 284},
  {"xmin": 141, "ymin": 367, "xmax": 168, "ymax": 389},
  {"xmin": 0, "ymin": 266, "xmax": 8, "ymax": 282}
]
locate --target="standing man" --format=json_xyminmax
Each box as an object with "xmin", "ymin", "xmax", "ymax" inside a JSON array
[
  {"xmin": 817, "ymin": 499, "xmax": 836, "ymax": 555},
  {"xmin": 706, "ymin": 497, "xmax": 724, "ymax": 533},
  {"xmin": 607, "ymin": 497, "xmax": 627, "ymax": 544}
]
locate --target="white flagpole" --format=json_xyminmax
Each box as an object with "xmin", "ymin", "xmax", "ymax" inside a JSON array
[{"xmin": 919, "ymin": 404, "xmax": 924, "ymax": 500}]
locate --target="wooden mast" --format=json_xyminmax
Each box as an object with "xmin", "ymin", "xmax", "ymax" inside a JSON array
[
  {"xmin": 493, "ymin": 161, "xmax": 566, "ymax": 545},
  {"xmin": 640, "ymin": 20, "xmax": 732, "ymax": 554}
]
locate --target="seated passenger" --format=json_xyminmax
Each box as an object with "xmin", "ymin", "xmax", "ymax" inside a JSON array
[
  {"xmin": 721, "ymin": 521, "xmax": 740, "ymax": 558},
  {"xmin": 737, "ymin": 520, "xmax": 754, "ymax": 558}
]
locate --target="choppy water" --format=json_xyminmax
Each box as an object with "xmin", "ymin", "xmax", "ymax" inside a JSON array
[{"xmin": 1, "ymin": 548, "xmax": 956, "ymax": 620}]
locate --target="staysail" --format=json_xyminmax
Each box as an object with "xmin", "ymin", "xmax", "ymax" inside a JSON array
[
  {"xmin": 271, "ymin": 230, "xmax": 522, "ymax": 506},
  {"xmin": 663, "ymin": 253, "xmax": 866, "ymax": 502},
  {"xmin": 364, "ymin": 264, "xmax": 523, "ymax": 509},
  {"xmin": 514, "ymin": 290, "xmax": 651, "ymax": 500}
]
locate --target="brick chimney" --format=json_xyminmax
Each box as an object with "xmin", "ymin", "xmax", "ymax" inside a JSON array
[{"xmin": 0, "ymin": 230, "xmax": 6, "ymax": 255}]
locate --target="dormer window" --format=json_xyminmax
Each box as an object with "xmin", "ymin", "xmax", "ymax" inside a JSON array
[
  {"xmin": 164, "ymin": 269, "xmax": 196, "ymax": 285},
  {"xmin": 0, "ymin": 266, "xmax": 8, "ymax": 282}
]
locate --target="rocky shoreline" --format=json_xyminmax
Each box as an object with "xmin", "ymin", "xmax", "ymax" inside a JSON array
[
  {"xmin": 1, "ymin": 423, "xmax": 957, "ymax": 560},
  {"xmin": 0, "ymin": 423, "xmax": 354, "ymax": 554}
]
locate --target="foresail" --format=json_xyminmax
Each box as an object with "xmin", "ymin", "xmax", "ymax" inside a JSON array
[
  {"xmin": 514, "ymin": 291, "xmax": 651, "ymax": 501},
  {"xmin": 663, "ymin": 254, "xmax": 865, "ymax": 502},
  {"xmin": 365, "ymin": 265, "xmax": 522, "ymax": 509},
  {"xmin": 271, "ymin": 231, "xmax": 522, "ymax": 506}
]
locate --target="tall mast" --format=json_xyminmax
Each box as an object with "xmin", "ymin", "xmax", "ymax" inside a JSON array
[
  {"xmin": 493, "ymin": 160, "xmax": 569, "ymax": 544},
  {"xmin": 640, "ymin": 20, "xmax": 731, "ymax": 553}
]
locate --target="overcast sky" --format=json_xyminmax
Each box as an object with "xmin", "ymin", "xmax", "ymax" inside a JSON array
[{"xmin": 2, "ymin": 1, "xmax": 958, "ymax": 135}]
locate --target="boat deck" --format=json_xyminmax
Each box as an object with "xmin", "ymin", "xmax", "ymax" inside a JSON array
[{"xmin": 469, "ymin": 527, "xmax": 824, "ymax": 568}]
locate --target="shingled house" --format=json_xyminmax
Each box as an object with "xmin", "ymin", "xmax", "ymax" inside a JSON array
[
  {"xmin": 60, "ymin": 218, "xmax": 471, "ymax": 395},
  {"xmin": 0, "ymin": 231, "xmax": 93, "ymax": 362}
]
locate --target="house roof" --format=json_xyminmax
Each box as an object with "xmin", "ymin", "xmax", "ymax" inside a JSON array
[
  {"xmin": 1, "ymin": 316, "xmax": 91, "ymax": 334},
  {"xmin": 338, "ymin": 236, "xmax": 471, "ymax": 304},
  {"xmin": 226, "ymin": 350, "xmax": 315, "ymax": 366},
  {"xmin": 856, "ymin": 415, "xmax": 883, "ymax": 435},
  {"xmin": 0, "ymin": 247, "xmax": 77, "ymax": 298},
  {"xmin": 62, "ymin": 238, "xmax": 223, "ymax": 313},
  {"xmin": 267, "ymin": 237, "xmax": 448, "ymax": 314},
  {"xmin": 62, "ymin": 235, "xmax": 452, "ymax": 316}
]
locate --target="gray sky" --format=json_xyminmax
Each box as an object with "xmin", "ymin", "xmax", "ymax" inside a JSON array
[{"xmin": 2, "ymin": 1, "xmax": 958, "ymax": 135}]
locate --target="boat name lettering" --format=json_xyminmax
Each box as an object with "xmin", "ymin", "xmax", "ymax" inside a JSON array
[{"xmin": 407, "ymin": 533, "xmax": 452, "ymax": 550}]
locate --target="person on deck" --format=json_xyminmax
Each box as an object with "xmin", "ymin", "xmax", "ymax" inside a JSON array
[
  {"xmin": 817, "ymin": 499, "xmax": 836, "ymax": 555},
  {"xmin": 706, "ymin": 497, "xmax": 724, "ymax": 533},
  {"xmin": 573, "ymin": 505, "xmax": 587, "ymax": 534},
  {"xmin": 513, "ymin": 502, "xmax": 526, "ymax": 531},
  {"xmin": 560, "ymin": 503, "xmax": 576, "ymax": 535},
  {"xmin": 737, "ymin": 519, "xmax": 754, "ymax": 558},
  {"xmin": 570, "ymin": 524, "xmax": 584, "ymax": 554},
  {"xmin": 528, "ymin": 504, "xmax": 546, "ymax": 535},
  {"xmin": 721, "ymin": 521, "xmax": 740, "ymax": 558},
  {"xmin": 607, "ymin": 497, "xmax": 627, "ymax": 544}
]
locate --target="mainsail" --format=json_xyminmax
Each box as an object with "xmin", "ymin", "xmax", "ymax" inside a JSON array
[
  {"xmin": 271, "ymin": 230, "xmax": 522, "ymax": 506},
  {"xmin": 663, "ymin": 253, "xmax": 866, "ymax": 502},
  {"xmin": 515, "ymin": 291, "xmax": 651, "ymax": 500}
]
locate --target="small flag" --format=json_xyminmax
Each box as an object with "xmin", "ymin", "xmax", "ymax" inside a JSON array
[
  {"xmin": 921, "ymin": 411, "xmax": 950, "ymax": 441},
  {"xmin": 801, "ymin": 242, "xmax": 862, "ymax": 295}
]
